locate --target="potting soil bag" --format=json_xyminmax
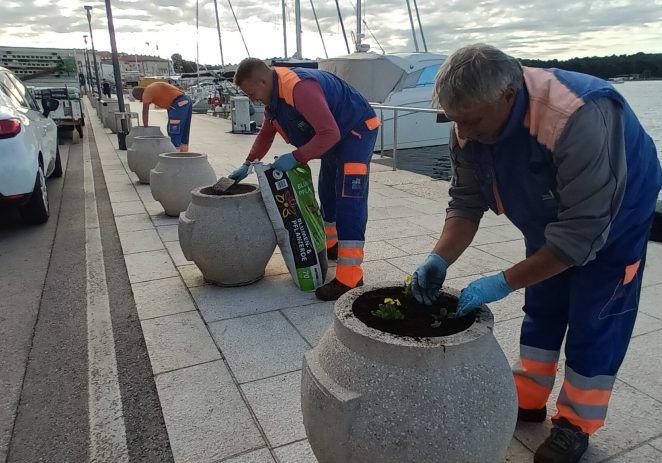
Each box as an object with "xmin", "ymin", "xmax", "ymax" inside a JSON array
[{"xmin": 254, "ymin": 162, "xmax": 328, "ymax": 291}]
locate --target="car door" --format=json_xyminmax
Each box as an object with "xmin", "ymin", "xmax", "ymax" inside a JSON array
[{"xmin": 4, "ymin": 72, "xmax": 56, "ymax": 174}]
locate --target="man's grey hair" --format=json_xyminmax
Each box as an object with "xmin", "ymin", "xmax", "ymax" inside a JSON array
[{"xmin": 433, "ymin": 43, "xmax": 523, "ymax": 111}]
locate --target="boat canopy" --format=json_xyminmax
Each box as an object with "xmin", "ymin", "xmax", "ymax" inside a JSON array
[{"xmin": 319, "ymin": 52, "xmax": 446, "ymax": 103}]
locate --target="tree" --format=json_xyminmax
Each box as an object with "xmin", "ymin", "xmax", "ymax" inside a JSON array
[{"xmin": 171, "ymin": 53, "xmax": 184, "ymax": 73}]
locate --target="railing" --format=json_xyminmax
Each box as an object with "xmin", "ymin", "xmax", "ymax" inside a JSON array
[{"xmin": 369, "ymin": 103, "xmax": 450, "ymax": 171}]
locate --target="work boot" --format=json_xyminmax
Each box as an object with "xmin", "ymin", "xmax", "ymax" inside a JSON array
[
  {"xmin": 534, "ymin": 418, "xmax": 589, "ymax": 463},
  {"xmin": 315, "ymin": 278, "xmax": 363, "ymax": 301},
  {"xmin": 326, "ymin": 243, "xmax": 338, "ymax": 260},
  {"xmin": 518, "ymin": 405, "xmax": 547, "ymax": 423}
]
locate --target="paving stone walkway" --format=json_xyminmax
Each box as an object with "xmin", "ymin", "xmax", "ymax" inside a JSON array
[{"xmin": 89, "ymin": 98, "xmax": 662, "ymax": 463}]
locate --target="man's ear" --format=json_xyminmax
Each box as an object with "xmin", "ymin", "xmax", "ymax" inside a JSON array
[{"xmin": 503, "ymin": 87, "xmax": 516, "ymax": 104}]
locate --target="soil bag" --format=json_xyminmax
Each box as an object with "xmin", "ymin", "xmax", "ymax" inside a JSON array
[{"xmin": 254, "ymin": 162, "xmax": 328, "ymax": 291}]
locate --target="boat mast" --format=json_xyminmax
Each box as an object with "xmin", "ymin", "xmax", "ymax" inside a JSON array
[
  {"xmin": 281, "ymin": 0, "xmax": 288, "ymax": 57},
  {"xmin": 405, "ymin": 0, "xmax": 419, "ymax": 52},
  {"xmin": 213, "ymin": 0, "xmax": 225, "ymax": 67},
  {"xmin": 227, "ymin": 0, "xmax": 250, "ymax": 57},
  {"xmin": 309, "ymin": 0, "xmax": 328, "ymax": 58},
  {"xmin": 294, "ymin": 0, "xmax": 302, "ymax": 59},
  {"xmin": 412, "ymin": 0, "xmax": 428, "ymax": 52},
  {"xmin": 355, "ymin": 0, "xmax": 362, "ymax": 52},
  {"xmin": 196, "ymin": 0, "xmax": 200, "ymax": 85},
  {"xmin": 334, "ymin": 0, "xmax": 350, "ymax": 54}
]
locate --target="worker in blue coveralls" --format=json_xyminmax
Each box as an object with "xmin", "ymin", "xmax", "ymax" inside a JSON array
[
  {"xmin": 410, "ymin": 44, "xmax": 661, "ymax": 463},
  {"xmin": 229, "ymin": 58, "xmax": 381, "ymax": 301}
]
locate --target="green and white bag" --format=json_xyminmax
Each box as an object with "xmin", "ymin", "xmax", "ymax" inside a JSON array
[{"xmin": 255, "ymin": 162, "xmax": 328, "ymax": 291}]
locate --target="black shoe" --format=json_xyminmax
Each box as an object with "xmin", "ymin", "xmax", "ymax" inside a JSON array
[
  {"xmin": 326, "ymin": 243, "xmax": 338, "ymax": 261},
  {"xmin": 315, "ymin": 278, "xmax": 363, "ymax": 301},
  {"xmin": 518, "ymin": 405, "xmax": 547, "ymax": 423},
  {"xmin": 534, "ymin": 418, "xmax": 589, "ymax": 463}
]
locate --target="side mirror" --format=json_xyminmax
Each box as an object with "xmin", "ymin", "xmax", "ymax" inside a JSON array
[{"xmin": 42, "ymin": 98, "xmax": 59, "ymax": 117}]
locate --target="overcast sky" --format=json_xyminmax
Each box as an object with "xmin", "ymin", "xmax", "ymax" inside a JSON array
[{"xmin": 1, "ymin": 0, "xmax": 661, "ymax": 64}]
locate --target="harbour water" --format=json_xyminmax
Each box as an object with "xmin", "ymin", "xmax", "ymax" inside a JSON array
[{"xmin": 381, "ymin": 80, "xmax": 662, "ymax": 189}]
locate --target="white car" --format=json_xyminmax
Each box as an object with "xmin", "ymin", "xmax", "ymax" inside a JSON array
[{"xmin": 0, "ymin": 66, "xmax": 61, "ymax": 224}]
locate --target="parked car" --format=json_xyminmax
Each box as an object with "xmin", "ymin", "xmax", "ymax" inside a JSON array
[{"xmin": 0, "ymin": 66, "xmax": 61, "ymax": 224}]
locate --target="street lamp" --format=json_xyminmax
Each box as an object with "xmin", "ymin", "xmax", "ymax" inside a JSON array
[
  {"xmin": 103, "ymin": 0, "xmax": 129, "ymax": 150},
  {"xmin": 82, "ymin": 35, "xmax": 94, "ymax": 95},
  {"xmin": 84, "ymin": 5, "xmax": 103, "ymax": 98}
]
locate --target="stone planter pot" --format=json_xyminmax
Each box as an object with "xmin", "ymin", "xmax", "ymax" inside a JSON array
[
  {"xmin": 105, "ymin": 103, "xmax": 131, "ymax": 133},
  {"xmin": 301, "ymin": 283, "xmax": 518, "ymax": 463},
  {"xmin": 126, "ymin": 126, "xmax": 163, "ymax": 149},
  {"xmin": 100, "ymin": 100, "xmax": 118, "ymax": 127},
  {"xmin": 178, "ymin": 184, "xmax": 277, "ymax": 286},
  {"xmin": 150, "ymin": 152, "xmax": 217, "ymax": 217},
  {"xmin": 127, "ymin": 136, "xmax": 175, "ymax": 184}
]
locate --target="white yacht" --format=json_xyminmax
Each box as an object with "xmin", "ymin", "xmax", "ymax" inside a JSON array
[{"xmin": 319, "ymin": 52, "xmax": 451, "ymax": 150}]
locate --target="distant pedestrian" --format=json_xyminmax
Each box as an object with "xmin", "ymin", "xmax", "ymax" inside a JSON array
[
  {"xmin": 132, "ymin": 82, "xmax": 192, "ymax": 152},
  {"xmin": 102, "ymin": 80, "xmax": 111, "ymax": 99}
]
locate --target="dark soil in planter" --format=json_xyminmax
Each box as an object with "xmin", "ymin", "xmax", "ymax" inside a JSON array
[
  {"xmin": 352, "ymin": 287, "xmax": 475, "ymax": 337},
  {"xmin": 202, "ymin": 184, "xmax": 256, "ymax": 196}
]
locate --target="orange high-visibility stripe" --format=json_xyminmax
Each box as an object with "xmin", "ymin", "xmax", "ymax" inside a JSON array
[
  {"xmin": 514, "ymin": 374, "xmax": 552, "ymax": 409},
  {"xmin": 492, "ymin": 179, "xmax": 505, "ymax": 215},
  {"xmin": 520, "ymin": 358, "xmax": 558, "ymax": 377},
  {"xmin": 554, "ymin": 404, "xmax": 605, "ymax": 435},
  {"xmin": 562, "ymin": 380, "xmax": 612, "ymax": 406},
  {"xmin": 624, "ymin": 260, "xmax": 641, "ymax": 285},
  {"xmin": 169, "ymin": 119, "xmax": 181, "ymax": 124},
  {"xmin": 336, "ymin": 264, "xmax": 363, "ymax": 287},
  {"xmin": 338, "ymin": 247, "xmax": 364, "ymax": 259},
  {"xmin": 344, "ymin": 162, "xmax": 368, "ymax": 175},
  {"xmin": 365, "ymin": 116, "xmax": 381, "ymax": 130},
  {"xmin": 272, "ymin": 120, "xmax": 291, "ymax": 144},
  {"xmin": 325, "ymin": 225, "xmax": 338, "ymax": 247},
  {"xmin": 274, "ymin": 67, "xmax": 301, "ymax": 106}
]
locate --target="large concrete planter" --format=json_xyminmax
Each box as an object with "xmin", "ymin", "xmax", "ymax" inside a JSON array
[
  {"xmin": 100, "ymin": 100, "xmax": 118, "ymax": 127},
  {"xmin": 126, "ymin": 126, "xmax": 163, "ymax": 149},
  {"xmin": 301, "ymin": 284, "xmax": 518, "ymax": 463},
  {"xmin": 105, "ymin": 103, "xmax": 131, "ymax": 133},
  {"xmin": 126, "ymin": 136, "xmax": 175, "ymax": 184},
  {"xmin": 150, "ymin": 152, "xmax": 217, "ymax": 216},
  {"xmin": 178, "ymin": 184, "xmax": 277, "ymax": 286}
]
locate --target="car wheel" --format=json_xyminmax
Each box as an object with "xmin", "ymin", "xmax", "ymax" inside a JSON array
[
  {"xmin": 20, "ymin": 165, "xmax": 49, "ymax": 224},
  {"xmin": 52, "ymin": 144, "xmax": 63, "ymax": 177}
]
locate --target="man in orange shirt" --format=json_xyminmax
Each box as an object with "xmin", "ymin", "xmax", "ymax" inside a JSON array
[{"xmin": 132, "ymin": 82, "xmax": 192, "ymax": 152}]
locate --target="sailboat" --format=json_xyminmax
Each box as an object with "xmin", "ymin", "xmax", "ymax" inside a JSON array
[{"xmin": 317, "ymin": 1, "xmax": 452, "ymax": 149}]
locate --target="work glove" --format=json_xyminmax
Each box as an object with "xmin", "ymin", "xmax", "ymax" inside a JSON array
[
  {"xmin": 456, "ymin": 272, "xmax": 513, "ymax": 317},
  {"xmin": 271, "ymin": 153, "xmax": 298, "ymax": 172},
  {"xmin": 411, "ymin": 253, "xmax": 449, "ymax": 305},
  {"xmin": 228, "ymin": 163, "xmax": 249, "ymax": 182}
]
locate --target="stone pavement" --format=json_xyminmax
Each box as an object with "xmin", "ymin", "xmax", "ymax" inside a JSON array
[{"xmin": 88, "ymin": 98, "xmax": 662, "ymax": 463}]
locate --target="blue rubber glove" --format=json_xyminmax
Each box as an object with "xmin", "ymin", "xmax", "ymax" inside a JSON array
[
  {"xmin": 271, "ymin": 153, "xmax": 298, "ymax": 172},
  {"xmin": 411, "ymin": 253, "xmax": 449, "ymax": 305},
  {"xmin": 228, "ymin": 164, "xmax": 249, "ymax": 182},
  {"xmin": 456, "ymin": 272, "xmax": 513, "ymax": 316}
]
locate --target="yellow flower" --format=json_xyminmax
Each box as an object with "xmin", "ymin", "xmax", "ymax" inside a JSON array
[
  {"xmin": 405, "ymin": 275, "xmax": 412, "ymax": 284},
  {"xmin": 394, "ymin": 299, "xmax": 402, "ymax": 306},
  {"xmin": 384, "ymin": 298, "xmax": 394, "ymax": 304}
]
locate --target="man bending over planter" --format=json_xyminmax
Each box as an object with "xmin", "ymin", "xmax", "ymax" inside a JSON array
[
  {"xmin": 132, "ymin": 82, "xmax": 192, "ymax": 152},
  {"xmin": 229, "ymin": 58, "xmax": 381, "ymax": 301},
  {"xmin": 410, "ymin": 44, "xmax": 661, "ymax": 463}
]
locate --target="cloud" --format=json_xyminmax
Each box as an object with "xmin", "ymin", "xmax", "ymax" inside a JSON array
[{"xmin": 0, "ymin": 0, "xmax": 660, "ymax": 63}]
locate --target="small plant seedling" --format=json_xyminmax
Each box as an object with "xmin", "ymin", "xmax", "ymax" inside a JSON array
[{"xmin": 372, "ymin": 297, "xmax": 405, "ymax": 320}]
